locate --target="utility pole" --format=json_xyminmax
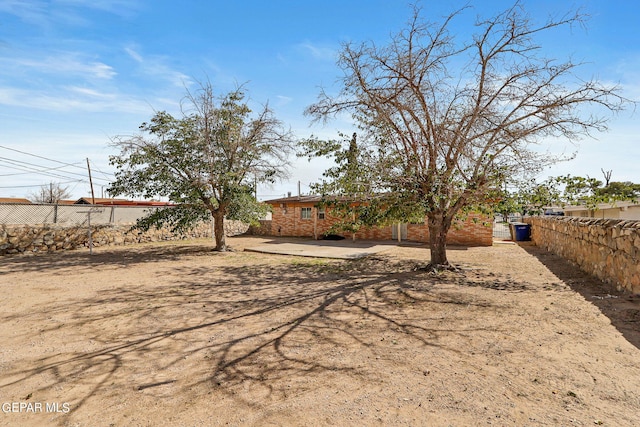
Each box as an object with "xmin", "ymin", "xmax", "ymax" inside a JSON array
[{"xmin": 86, "ymin": 158, "xmax": 96, "ymax": 204}]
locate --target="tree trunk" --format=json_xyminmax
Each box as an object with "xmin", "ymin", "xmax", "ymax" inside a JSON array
[
  {"xmin": 427, "ymin": 211, "xmax": 451, "ymax": 267},
  {"xmin": 212, "ymin": 210, "xmax": 227, "ymax": 251}
]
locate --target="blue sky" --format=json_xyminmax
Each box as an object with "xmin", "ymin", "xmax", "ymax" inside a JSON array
[{"xmin": 1, "ymin": 0, "xmax": 639, "ymax": 200}]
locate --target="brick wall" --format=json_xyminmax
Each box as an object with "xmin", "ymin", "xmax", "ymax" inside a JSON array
[
  {"xmin": 526, "ymin": 217, "xmax": 640, "ymax": 294},
  {"xmin": 268, "ymin": 202, "xmax": 492, "ymax": 246},
  {"xmin": 446, "ymin": 213, "xmax": 494, "ymax": 246}
]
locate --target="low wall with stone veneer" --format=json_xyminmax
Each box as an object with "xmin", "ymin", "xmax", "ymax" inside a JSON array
[
  {"xmin": 525, "ymin": 217, "xmax": 640, "ymax": 294},
  {"xmin": 246, "ymin": 220, "xmax": 272, "ymax": 236},
  {"xmin": 0, "ymin": 220, "xmax": 249, "ymax": 255}
]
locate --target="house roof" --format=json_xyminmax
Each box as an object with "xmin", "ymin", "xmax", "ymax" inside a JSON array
[
  {"xmin": 263, "ymin": 195, "xmax": 323, "ymax": 204},
  {"xmin": 263, "ymin": 193, "xmax": 386, "ymax": 205},
  {"xmin": 58, "ymin": 198, "xmax": 174, "ymax": 206},
  {"xmin": 72, "ymin": 197, "xmax": 131, "ymax": 205},
  {"xmin": 0, "ymin": 197, "xmax": 32, "ymax": 204},
  {"xmin": 562, "ymin": 200, "xmax": 640, "ymax": 212}
]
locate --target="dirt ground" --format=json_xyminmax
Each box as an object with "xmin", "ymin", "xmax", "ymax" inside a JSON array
[{"xmin": 1, "ymin": 236, "xmax": 639, "ymax": 427}]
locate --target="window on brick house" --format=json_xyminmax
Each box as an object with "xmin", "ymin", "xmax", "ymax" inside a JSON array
[
  {"xmin": 317, "ymin": 208, "xmax": 325, "ymax": 220},
  {"xmin": 301, "ymin": 207, "xmax": 312, "ymax": 219}
]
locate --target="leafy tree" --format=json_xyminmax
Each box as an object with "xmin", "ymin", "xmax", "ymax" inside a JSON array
[
  {"xmin": 109, "ymin": 82, "xmax": 292, "ymax": 251},
  {"xmin": 497, "ymin": 174, "xmax": 640, "ymax": 218},
  {"xmin": 493, "ymin": 177, "xmax": 562, "ymax": 219},
  {"xmin": 595, "ymin": 181, "xmax": 640, "ymax": 201},
  {"xmin": 555, "ymin": 175, "xmax": 603, "ymax": 210},
  {"xmin": 29, "ymin": 181, "xmax": 72, "ymax": 204},
  {"xmin": 301, "ymin": 132, "xmax": 429, "ymax": 236},
  {"xmin": 304, "ymin": 3, "xmax": 628, "ymax": 268},
  {"xmin": 554, "ymin": 175, "xmax": 639, "ymax": 211}
]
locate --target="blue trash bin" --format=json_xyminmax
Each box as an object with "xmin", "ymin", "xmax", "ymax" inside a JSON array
[{"xmin": 511, "ymin": 223, "xmax": 531, "ymax": 241}]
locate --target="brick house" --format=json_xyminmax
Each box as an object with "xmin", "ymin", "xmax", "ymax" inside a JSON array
[{"xmin": 262, "ymin": 195, "xmax": 493, "ymax": 246}]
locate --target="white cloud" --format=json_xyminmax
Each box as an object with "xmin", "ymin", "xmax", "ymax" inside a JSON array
[
  {"xmin": 89, "ymin": 62, "xmax": 117, "ymax": 79},
  {"xmin": 297, "ymin": 42, "xmax": 337, "ymax": 62},
  {"xmin": 10, "ymin": 54, "xmax": 116, "ymax": 80},
  {"xmin": 276, "ymin": 95, "xmax": 293, "ymax": 106},
  {"xmin": 66, "ymin": 86, "xmax": 117, "ymax": 99},
  {"xmin": 146, "ymin": 63, "xmax": 191, "ymax": 88},
  {"xmin": 0, "ymin": 0, "xmax": 91, "ymax": 28},
  {"xmin": 0, "ymin": 0, "xmax": 48, "ymax": 25},
  {"xmin": 124, "ymin": 46, "xmax": 143, "ymax": 63},
  {"xmin": 0, "ymin": 86, "xmax": 150, "ymax": 114},
  {"xmin": 55, "ymin": 0, "xmax": 142, "ymax": 18},
  {"xmin": 0, "ymin": 0, "xmax": 143, "ymax": 34},
  {"xmin": 121, "ymin": 46, "xmax": 192, "ymax": 88}
]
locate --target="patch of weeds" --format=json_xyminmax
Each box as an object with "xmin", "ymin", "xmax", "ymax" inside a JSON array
[
  {"xmin": 289, "ymin": 258, "xmax": 330, "ymax": 268},
  {"xmin": 287, "ymin": 258, "xmax": 349, "ymax": 275}
]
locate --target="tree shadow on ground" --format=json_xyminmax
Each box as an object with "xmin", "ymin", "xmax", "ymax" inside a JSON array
[
  {"xmin": 0, "ymin": 243, "xmax": 219, "ymax": 274},
  {"xmin": 520, "ymin": 243, "xmax": 640, "ymax": 350},
  {"xmin": 0, "ymin": 250, "xmax": 527, "ymax": 422}
]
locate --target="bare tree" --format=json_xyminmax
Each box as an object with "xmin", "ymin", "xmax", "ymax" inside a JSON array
[
  {"xmin": 305, "ymin": 3, "xmax": 629, "ymax": 268},
  {"xmin": 29, "ymin": 181, "xmax": 72, "ymax": 204},
  {"xmin": 601, "ymin": 169, "xmax": 613, "ymax": 186}
]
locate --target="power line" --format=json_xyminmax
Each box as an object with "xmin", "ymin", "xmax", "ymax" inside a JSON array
[
  {"xmin": 0, "ymin": 157, "xmax": 87, "ymax": 182},
  {"xmin": 0, "ymin": 157, "xmax": 99, "ymax": 183},
  {"xmin": 0, "ymin": 160, "xmax": 86, "ymax": 177},
  {"xmin": 0, "ymin": 156, "xmax": 111, "ymax": 182},
  {"xmin": 0, "ymin": 180, "xmax": 81, "ymax": 189},
  {"xmin": 0, "ymin": 145, "xmax": 114, "ymax": 195},
  {"xmin": 0, "ymin": 157, "xmax": 84, "ymax": 176},
  {"xmin": 0, "ymin": 145, "xmax": 87, "ymax": 170},
  {"xmin": 87, "ymin": 159, "xmax": 115, "ymax": 179}
]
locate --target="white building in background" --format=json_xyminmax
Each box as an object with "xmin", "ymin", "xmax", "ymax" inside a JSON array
[{"xmin": 563, "ymin": 201, "xmax": 640, "ymax": 220}]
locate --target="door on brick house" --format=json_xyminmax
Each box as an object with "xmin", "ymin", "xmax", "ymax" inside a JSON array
[{"xmin": 391, "ymin": 223, "xmax": 408, "ymax": 240}]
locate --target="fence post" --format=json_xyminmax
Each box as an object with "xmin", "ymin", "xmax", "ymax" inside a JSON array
[
  {"xmin": 53, "ymin": 203, "xmax": 58, "ymax": 224},
  {"xmin": 110, "ymin": 206, "xmax": 115, "ymax": 223},
  {"xmin": 78, "ymin": 208, "xmax": 103, "ymax": 255}
]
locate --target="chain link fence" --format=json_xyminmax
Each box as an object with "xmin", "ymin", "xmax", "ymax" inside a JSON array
[
  {"xmin": 492, "ymin": 214, "xmax": 524, "ymax": 240},
  {"xmin": 0, "ymin": 203, "xmax": 164, "ymax": 225}
]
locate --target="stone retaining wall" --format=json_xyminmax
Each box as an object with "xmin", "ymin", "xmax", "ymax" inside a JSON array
[
  {"xmin": 247, "ymin": 220, "xmax": 272, "ymax": 236},
  {"xmin": 0, "ymin": 220, "xmax": 249, "ymax": 255},
  {"xmin": 526, "ymin": 217, "xmax": 640, "ymax": 294}
]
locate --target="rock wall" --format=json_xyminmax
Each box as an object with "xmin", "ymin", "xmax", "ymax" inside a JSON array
[
  {"xmin": 526, "ymin": 217, "xmax": 640, "ymax": 294},
  {"xmin": 0, "ymin": 220, "xmax": 249, "ymax": 255},
  {"xmin": 247, "ymin": 220, "xmax": 272, "ymax": 236}
]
